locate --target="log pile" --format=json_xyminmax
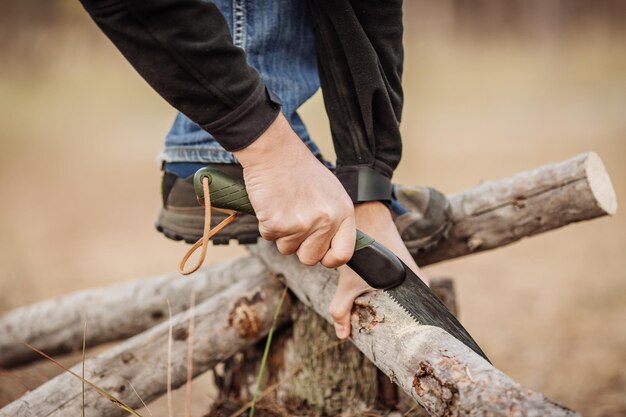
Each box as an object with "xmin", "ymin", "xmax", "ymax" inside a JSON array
[{"xmin": 0, "ymin": 152, "xmax": 616, "ymax": 417}]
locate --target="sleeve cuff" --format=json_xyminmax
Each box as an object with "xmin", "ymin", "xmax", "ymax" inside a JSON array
[
  {"xmin": 335, "ymin": 165, "xmax": 393, "ymax": 203},
  {"xmin": 201, "ymin": 83, "xmax": 282, "ymax": 152}
]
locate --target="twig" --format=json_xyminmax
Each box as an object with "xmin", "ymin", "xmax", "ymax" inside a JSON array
[
  {"xmin": 248, "ymin": 286, "xmax": 288, "ymax": 417},
  {"xmin": 184, "ymin": 292, "xmax": 196, "ymax": 417},
  {"xmin": 128, "ymin": 380, "xmax": 153, "ymax": 417},
  {"xmin": 82, "ymin": 321, "xmax": 87, "ymax": 417},
  {"xmin": 166, "ymin": 299, "xmax": 173, "ymax": 417},
  {"xmin": 402, "ymin": 404, "xmax": 419, "ymax": 416}
]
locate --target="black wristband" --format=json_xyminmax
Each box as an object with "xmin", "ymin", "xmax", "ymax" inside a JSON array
[{"xmin": 335, "ymin": 165, "xmax": 393, "ymax": 203}]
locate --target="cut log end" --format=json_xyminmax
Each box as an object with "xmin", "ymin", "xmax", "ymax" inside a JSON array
[{"xmin": 585, "ymin": 151, "xmax": 618, "ymax": 216}]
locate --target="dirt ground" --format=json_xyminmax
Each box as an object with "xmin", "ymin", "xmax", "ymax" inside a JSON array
[{"xmin": 1, "ymin": 4, "xmax": 625, "ymax": 416}]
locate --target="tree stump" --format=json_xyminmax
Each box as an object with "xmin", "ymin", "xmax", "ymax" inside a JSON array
[{"xmin": 209, "ymin": 278, "xmax": 458, "ymax": 417}]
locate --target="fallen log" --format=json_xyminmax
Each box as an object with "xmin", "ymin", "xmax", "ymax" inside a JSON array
[
  {"xmin": 250, "ymin": 241, "xmax": 580, "ymax": 416},
  {"xmin": 417, "ymin": 151, "xmax": 617, "ymax": 265},
  {"xmin": 1, "ymin": 244, "xmax": 579, "ymax": 417},
  {"xmin": 0, "ymin": 257, "xmax": 290, "ymax": 417},
  {"xmin": 0, "ymin": 257, "xmax": 252, "ymax": 367},
  {"xmin": 0, "ymin": 152, "xmax": 616, "ymax": 369}
]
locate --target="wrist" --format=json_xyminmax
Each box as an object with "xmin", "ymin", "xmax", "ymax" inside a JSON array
[
  {"xmin": 234, "ymin": 113, "xmax": 302, "ymax": 169},
  {"xmin": 354, "ymin": 201, "xmax": 392, "ymax": 221}
]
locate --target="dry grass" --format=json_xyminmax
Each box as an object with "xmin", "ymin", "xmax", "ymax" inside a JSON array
[{"xmin": 21, "ymin": 342, "xmax": 145, "ymax": 416}]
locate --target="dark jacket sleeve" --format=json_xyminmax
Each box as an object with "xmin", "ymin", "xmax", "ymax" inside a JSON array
[
  {"xmin": 310, "ymin": 0, "xmax": 404, "ymax": 203},
  {"xmin": 79, "ymin": 0, "xmax": 281, "ymax": 151}
]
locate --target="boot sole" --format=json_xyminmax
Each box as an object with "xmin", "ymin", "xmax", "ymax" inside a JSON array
[
  {"xmin": 156, "ymin": 207, "xmax": 260, "ymax": 245},
  {"xmin": 404, "ymin": 220, "xmax": 453, "ymax": 255}
]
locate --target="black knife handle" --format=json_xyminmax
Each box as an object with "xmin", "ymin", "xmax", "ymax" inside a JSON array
[{"xmin": 347, "ymin": 240, "xmax": 406, "ymax": 289}]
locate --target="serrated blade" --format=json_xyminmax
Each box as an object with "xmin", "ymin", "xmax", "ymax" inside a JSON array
[
  {"xmin": 384, "ymin": 260, "xmax": 490, "ymax": 362},
  {"xmin": 347, "ymin": 239, "xmax": 489, "ymax": 362},
  {"xmin": 193, "ymin": 167, "xmax": 489, "ymax": 362}
]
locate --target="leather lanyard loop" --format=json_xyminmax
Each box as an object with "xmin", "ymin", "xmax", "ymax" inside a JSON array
[{"xmin": 179, "ymin": 176, "xmax": 238, "ymax": 275}]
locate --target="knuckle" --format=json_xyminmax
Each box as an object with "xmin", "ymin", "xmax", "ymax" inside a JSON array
[
  {"xmin": 334, "ymin": 249, "xmax": 353, "ymax": 264},
  {"xmin": 299, "ymin": 256, "xmax": 318, "ymax": 266},
  {"xmin": 294, "ymin": 218, "xmax": 309, "ymax": 232},
  {"xmin": 320, "ymin": 258, "xmax": 337, "ymax": 269},
  {"xmin": 261, "ymin": 219, "xmax": 288, "ymax": 237},
  {"xmin": 276, "ymin": 241, "xmax": 296, "ymax": 256},
  {"xmin": 324, "ymin": 246, "xmax": 352, "ymax": 268},
  {"xmin": 258, "ymin": 224, "xmax": 277, "ymax": 241},
  {"xmin": 339, "ymin": 198, "xmax": 354, "ymax": 214},
  {"xmin": 297, "ymin": 249, "xmax": 320, "ymax": 266},
  {"xmin": 329, "ymin": 305, "xmax": 343, "ymax": 322},
  {"xmin": 318, "ymin": 209, "xmax": 333, "ymax": 224}
]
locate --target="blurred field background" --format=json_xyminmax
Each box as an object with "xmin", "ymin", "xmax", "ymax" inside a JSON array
[{"xmin": 1, "ymin": 1, "xmax": 625, "ymax": 416}]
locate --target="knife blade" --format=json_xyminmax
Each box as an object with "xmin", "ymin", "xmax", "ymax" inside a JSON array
[{"xmin": 193, "ymin": 168, "xmax": 490, "ymax": 362}]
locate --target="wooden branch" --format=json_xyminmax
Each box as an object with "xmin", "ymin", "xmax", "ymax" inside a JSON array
[
  {"xmin": 0, "ymin": 257, "xmax": 290, "ymax": 417},
  {"xmin": 417, "ymin": 152, "xmax": 617, "ymax": 265},
  {"xmin": 1, "ymin": 152, "xmax": 616, "ymax": 370},
  {"xmin": 0, "ymin": 257, "xmax": 253, "ymax": 367},
  {"xmin": 249, "ymin": 242, "xmax": 580, "ymax": 417}
]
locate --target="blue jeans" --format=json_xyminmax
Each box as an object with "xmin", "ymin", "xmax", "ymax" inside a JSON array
[{"xmin": 159, "ymin": 0, "xmax": 323, "ymax": 164}]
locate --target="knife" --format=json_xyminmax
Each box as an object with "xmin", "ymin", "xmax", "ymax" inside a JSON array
[{"xmin": 193, "ymin": 167, "xmax": 490, "ymax": 362}]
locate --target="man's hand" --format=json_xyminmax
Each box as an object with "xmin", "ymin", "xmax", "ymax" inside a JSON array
[
  {"xmin": 235, "ymin": 113, "xmax": 356, "ymax": 268},
  {"xmin": 329, "ymin": 201, "xmax": 428, "ymax": 339}
]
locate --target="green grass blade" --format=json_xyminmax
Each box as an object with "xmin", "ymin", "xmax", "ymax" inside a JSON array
[{"xmin": 248, "ymin": 286, "xmax": 288, "ymax": 417}]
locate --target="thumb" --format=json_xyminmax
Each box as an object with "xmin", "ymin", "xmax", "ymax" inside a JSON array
[{"xmin": 329, "ymin": 266, "xmax": 373, "ymax": 339}]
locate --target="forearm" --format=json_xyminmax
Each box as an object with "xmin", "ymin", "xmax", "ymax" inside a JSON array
[{"xmin": 80, "ymin": 0, "xmax": 281, "ymax": 151}]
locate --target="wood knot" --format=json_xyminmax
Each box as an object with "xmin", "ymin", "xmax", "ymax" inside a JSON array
[
  {"xmin": 150, "ymin": 310, "xmax": 165, "ymax": 320},
  {"xmin": 173, "ymin": 327, "xmax": 189, "ymax": 341},
  {"xmin": 513, "ymin": 196, "xmax": 527, "ymax": 209},
  {"xmin": 228, "ymin": 292, "xmax": 263, "ymax": 339},
  {"xmin": 413, "ymin": 361, "xmax": 459, "ymax": 417},
  {"xmin": 353, "ymin": 298, "xmax": 383, "ymax": 333},
  {"xmin": 466, "ymin": 236, "xmax": 483, "ymax": 251},
  {"xmin": 121, "ymin": 351, "xmax": 135, "ymax": 364}
]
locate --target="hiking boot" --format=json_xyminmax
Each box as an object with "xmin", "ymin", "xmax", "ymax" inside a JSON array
[
  {"xmin": 156, "ymin": 163, "xmax": 453, "ymax": 252},
  {"xmin": 391, "ymin": 184, "xmax": 453, "ymax": 255},
  {"xmin": 156, "ymin": 163, "xmax": 260, "ymax": 245}
]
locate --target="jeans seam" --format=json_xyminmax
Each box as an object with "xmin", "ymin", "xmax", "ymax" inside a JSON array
[{"xmin": 232, "ymin": 0, "xmax": 246, "ymax": 49}]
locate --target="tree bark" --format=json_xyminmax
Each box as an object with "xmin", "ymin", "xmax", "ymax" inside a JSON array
[
  {"xmin": 0, "ymin": 259, "xmax": 290, "ymax": 417},
  {"xmin": 0, "ymin": 257, "xmax": 252, "ymax": 367},
  {"xmin": 249, "ymin": 241, "xmax": 580, "ymax": 417},
  {"xmin": 416, "ymin": 151, "xmax": 617, "ymax": 265},
  {"xmin": 275, "ymin": 304, "xmax": 379, "ymax": 415},
  {"xmin": 2, "ymin": 242, "xmax": 580, "ymax": 416}
]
